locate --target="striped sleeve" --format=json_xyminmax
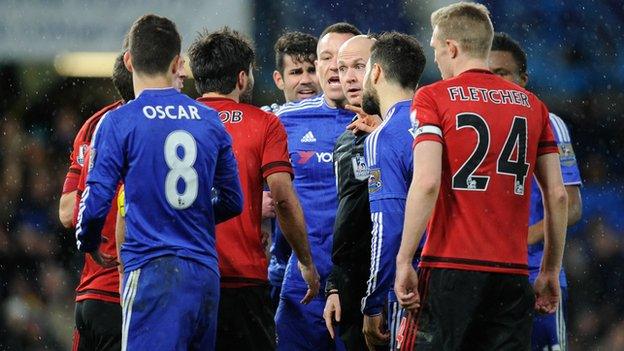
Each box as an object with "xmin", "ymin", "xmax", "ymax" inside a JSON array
[
  {"xmin": 411, "ymin": 87, "xmax": 443, "ymax": 148},
  {"xmin": 548, "ymin": 113, "xmax": 582, "ymax": 185}
]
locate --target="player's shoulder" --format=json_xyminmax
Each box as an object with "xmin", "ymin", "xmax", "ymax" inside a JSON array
[
  {"xmin": 76, "ymin": 100, "xmax": 124, "ymax": 142},
  {"xmin": 275, "ymin": 95, "xmax": 325, "ymax": 117}
]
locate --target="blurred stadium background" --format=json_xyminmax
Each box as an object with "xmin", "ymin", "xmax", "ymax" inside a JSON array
[{"xmin": 0, "ymin": 0, "xmax": 622, "ymax": 349}]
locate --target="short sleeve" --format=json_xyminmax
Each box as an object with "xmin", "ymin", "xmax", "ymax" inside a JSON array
[
  {"xmin": 410, "ymin": 87, "xmax": 444, "ymax": 148},
  {"xmin": 62, "ymin": 129, "xmax": 87, "ymax": 194},
  {"xmin": 537, "ymin": 103, "xmax": 559, "ymax": 156},
  {"xmin": 548, "ymin": 114, "xmax": 582, "ymax": 185},
  {"xmin": 261, "ymin": 113, "xmax": 293, "ymax": 179}
]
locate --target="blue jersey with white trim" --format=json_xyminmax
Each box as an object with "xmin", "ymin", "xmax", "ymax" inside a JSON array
[
  {"xmin": 528, "ymin": 113, "xmax": 582, "ymax": 286},
  {"xmin": 76, "ymin": 88, "xmax": 242, "ymax": 274},
  {"xmin": 362, "ymin": 100, "xmax": 418, "ymax": 314},
  {"xmin": 275, "ymin": 95, "xmax": 354, "ymax": 288}
]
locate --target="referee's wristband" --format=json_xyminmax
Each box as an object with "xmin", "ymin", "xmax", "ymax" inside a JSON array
[{"xmin": 325, "ymin": 289, "xmax": 339, "ymax": 298}]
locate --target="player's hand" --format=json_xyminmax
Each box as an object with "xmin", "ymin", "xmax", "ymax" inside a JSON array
[
  {"xmin": 298, "ymin": 261, "xmax": 320, "ymax": 304},
  {"xmin": 89, "ymin": 250, "xmax": 119, "ymax": 268},
  {"xmin": 395, "ymin": 262, "xmax": 420, "ymax": 312},
  {"xmin": 345, "ymin": 104, "xmax": 382, "ymax": 135},
  {"xmin": 262, "ymin": 191, "xmax": 276, "ymax": 219},
  {"xmin": 533, "ymin": 271, "xmax": 560, "ymax": 314},
  {"xmin": 323, "ymin": 292, "xmax": 341, "ymax": 339},
  {"xmin": 363, "ymin": 314, "xmax": 390, "ymax": 350}
]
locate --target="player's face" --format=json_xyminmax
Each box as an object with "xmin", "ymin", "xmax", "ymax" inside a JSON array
[
  {"xmin": 173, "ymin": 56, "xmax": 187, "ymax": 91},
  {"xmin": 430, "ymin": 27, "xmax": 453, "ymax": 80},
  {"xmin": 316, "ymin": 32, "xmax": 355, "ymax": 106},
  {"xmin": 488, "ymin": 50, "xmax": 527, "ymax": 87},
  {"xmin": 362, "ymin": 60, "xmax": 381, "ymax": 116},
  {"xmin": 280, "ymin": 54, "xmax": 320, "ymax": 102},
  {"xmin": 337, "ymin": 39, "xmax": 371, "ymax": 106}
]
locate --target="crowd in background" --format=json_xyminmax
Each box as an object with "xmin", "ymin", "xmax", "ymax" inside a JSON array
[{"xmin": 1, "ymin": 1, "xmax": 623, "ymax": 350}]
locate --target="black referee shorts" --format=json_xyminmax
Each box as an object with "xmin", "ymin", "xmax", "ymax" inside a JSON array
[
  {"xmin": 73, "ymin": 299, "xmax": 122, "ymax": 351},
  {"xmin": 216, "ymin": 285, "xmax": 275, "ymax": 351},
  {"xmin": 400, "ymin": 268, "xmax": 534, "ymax": 351}
]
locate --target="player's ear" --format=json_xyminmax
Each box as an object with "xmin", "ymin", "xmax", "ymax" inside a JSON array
[
  {"xmin": 170, "ymin": 54, "xmax": 181, "ymax": 75},
  {"xmin": 372, "ymin": 63, "xmax": 381, "ymax": 84},
  {"xmin": 237, "ymin": 70, "xmax": 247, "ymax": 91},
  {"xmin": 447, "ymin": 39, "xmax": 458, "ymax": 59},
  {"xmin": 123, "ymin": 51, "xmax": 133, "ymax": 73},
  {"xmin": 273, "ymin": 70, "xmax": 285, "ymax": 91}
]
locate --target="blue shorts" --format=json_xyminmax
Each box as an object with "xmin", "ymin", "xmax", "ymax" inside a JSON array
[
  {"xmin": 275, "ymin": 284, "xmax": 345, "ymax": 351},
  {"xmin": 531, "ymin": 287, "xmax": 568, "ymax": 351},
  {"xmin": 121, "ymin": 256, "xmax": 220, "ymax": 351}
]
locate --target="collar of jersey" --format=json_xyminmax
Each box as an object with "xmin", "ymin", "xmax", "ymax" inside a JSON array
[
  {"xmin": 137, "ymin": 87, "xmax": 178, "ymax": 98},
  {"xmin": 384, "ymin": 99, "xmax": 412, "ymax": 120},
  {"xmin": 460, "ymin": 68, "xmax": 493, "ymax": 76},
  {"xmin": 197, "ymin": 96, "xmax": 236, "ymax": 103}
]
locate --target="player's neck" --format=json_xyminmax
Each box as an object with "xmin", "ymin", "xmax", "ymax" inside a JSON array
[
  {"xmin": 202, "ymin": 92, "xmax": 239, "ymax": 103},
  {"xmin": 380, "ymin": 86, "xmax": 413, "ymax": 119},
  {"xmin": 452, "ymin": 58, "xmax": 490, "ymax": 77},
  {"xmin": 133, "ymin": 74, "xmax": 174, "ymax": 97}
]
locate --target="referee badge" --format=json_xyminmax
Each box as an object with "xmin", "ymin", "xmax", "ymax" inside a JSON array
[{"xmin": 352, "ymin": 153, "xmax": 369, "ymax": 181}]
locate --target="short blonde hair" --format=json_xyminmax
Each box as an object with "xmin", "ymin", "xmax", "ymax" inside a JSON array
[{"xmin": 431, "ymin": 2, "xmax": 494, "ymax": 59}]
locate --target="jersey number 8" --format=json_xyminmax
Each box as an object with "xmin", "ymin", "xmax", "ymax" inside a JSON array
[{"xmin": 164, "ymin": 130, "xmax": 198, "ymax": 209}]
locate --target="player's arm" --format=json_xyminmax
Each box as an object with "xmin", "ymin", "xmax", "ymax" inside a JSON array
[
  {"xmin": 59, "ymin": 129, "xmax": 87, "ymax": 228},
  {"xmin": 212, "ymin": 131, "xmax": 243, "ymax": 223},
  {"xmin": 266, "ymin": 172, "xmax": 319, "ymax": 304},
  {"xmin": 395, "ymin": 140, "xmax": 442, "ymax": 311},
  {"xmin": 59, "ymin": 192, "xmax": 76, "ymax": 228},
  {"xmin": 527, "ymin": 185, "xmax": 581, "ymax": 245},
  {"xmin": 75, "ymin": 114, "xmax": 124, "ymax": 255},
  {"xmin": 534, "ymin": 153, "xmax": 568, "ymax": 273},
  {"xmin": 533, "ymin": 152, "xmax": 568, "ymax": 313}
]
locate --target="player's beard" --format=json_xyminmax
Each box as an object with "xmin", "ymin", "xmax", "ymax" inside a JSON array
[
  {"xmin": 362, "ymin": 85, "xmax": 381, "ymax": 117},
  {"xmin": 240, "ymin": 81, "xmax": 254, "ymax": 104}
]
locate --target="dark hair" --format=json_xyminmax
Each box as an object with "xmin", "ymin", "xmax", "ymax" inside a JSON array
[
  {"xmin": 491, "ymin": 32, "xmax": 527, "ymax": 74},
  {"xmin": 112, "ymin": 53, "xmax": 134, "ymax": 102},
  {"xmin": 319, "ymin": 22, "xmax": 361, "ymax": 40},
  {"xmin": 274, "ymin": 31, "xmax": 318, "ymax": 73},
  {"xmin": 127, "ymin": 14, "xmax": 181, "ymax": 75},
  {"xmin": 370, "ymin": 32, "xmax": 426, "ymax": 91},
  {"xmin": 188, "ymin": 27, "xmax": 255, "ymax": 95}
]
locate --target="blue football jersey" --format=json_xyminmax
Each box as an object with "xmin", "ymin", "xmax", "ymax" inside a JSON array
[
  {"xmin": 361, "ymin": 100, "xmax": 416, "ymax": 314},
  {"xmin": 528, "ymin": 113, "xmax": 582, "ymax": 286},
  {"xmin": 275, "ymin": 95, "xmax": 354, "ymax": 288},
  {"xmin": 76, "ymin": 88, "xmax": 243, "ymax": 274},
  {"xmin": 365, "ymin": 100, "xmax": 414, "ymax": 203}
]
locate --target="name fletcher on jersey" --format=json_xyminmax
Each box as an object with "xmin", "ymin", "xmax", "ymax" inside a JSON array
[
  {"xmin": 447, "ymin": 86, "xmax": 530, "ymax": 107},
  {"xmin": 143, "ymin": 104, "xmax": 202, "ymax": 120}
]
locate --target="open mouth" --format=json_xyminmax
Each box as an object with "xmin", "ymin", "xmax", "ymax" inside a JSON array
[
  {"xmin": 327, "ymin": 76, "xmax": 341, "ymax": 87},
  {"xmin": 347, "ymin": 87, "xmax": 361, "ymax": 94}
]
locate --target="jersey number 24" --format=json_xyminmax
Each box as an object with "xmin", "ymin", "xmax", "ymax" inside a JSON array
[{"xmin": 452, "ymin": 113, "xmax": 530, "ymax": 195}]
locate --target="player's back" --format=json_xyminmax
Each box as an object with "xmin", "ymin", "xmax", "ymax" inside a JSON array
[
  {"xmin": 412, "ymin": 69, "xmax": 557, "ymax": 275},
  {"xmin": 197, "ymin": 97, "xmax": 293, "ymax": 285},
  {"xmin": 97, "ymin": 88, "xmax": 239, "ymax": 274}
]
